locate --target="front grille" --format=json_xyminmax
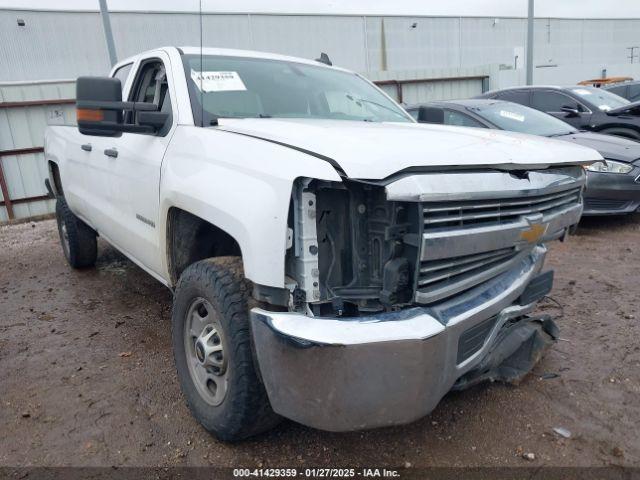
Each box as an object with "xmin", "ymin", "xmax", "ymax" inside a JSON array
[
  {"xmin": 416, "ymin": 181, "xmax": 583, "ymax": 305},
  {"xmin": 418, "ymin": 247, "xmax": 518, "ymax": 291},
  {"xmin": 584, "ymin": 198, "xmax": 631, "ymax": 210},
  {"xmin": 422, "ymin": 187, "xmax": 582, "ymax": 232}
]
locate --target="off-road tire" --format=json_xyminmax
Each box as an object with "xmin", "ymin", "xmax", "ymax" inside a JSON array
[
  {"xmin": 55, "ymin": 197, "xmax": 97, "ymax": 268},
  {"xmin": 172, "ymin": 257, "xmax": 281, "ymax": 442}
]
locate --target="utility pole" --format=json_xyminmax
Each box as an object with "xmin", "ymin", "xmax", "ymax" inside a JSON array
[
  {"xmin": 526, "ymin": 0, "xmax": 534, "ymax": 85},
  {"xmin": 99, "ymin": 0, "xmax": 117, "ymax": 67}
]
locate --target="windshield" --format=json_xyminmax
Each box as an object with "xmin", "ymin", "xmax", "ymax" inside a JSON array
[
  {"xmin": 182, "ymin": 54, "xmax": 412, "ymax": 125},
  {"xmin": 469, "ymin": 102, "xmax": 576, "ymax": 136},
  {"xmin": 568, "ymin": 86, "xmax": 629, "ymax": 111}
]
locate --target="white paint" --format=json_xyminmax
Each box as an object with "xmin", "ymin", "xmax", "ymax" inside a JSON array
[{"xmin": 217, "ymin": 117, "xmax": 601, "ymax": 179}]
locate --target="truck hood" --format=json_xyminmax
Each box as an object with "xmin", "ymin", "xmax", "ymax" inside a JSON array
[
  {"xmin": 552, "ymin": 131, "xmax": 640, "ymax": 164},
  {"xmin": 217, "ymin": 118, "xmax": 602, "ymax": 179}
]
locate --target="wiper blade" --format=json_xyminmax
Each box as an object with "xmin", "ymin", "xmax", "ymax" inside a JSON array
[{"xmin": 346, "ymin": 95, "xmax": 407, "ymax": 119}]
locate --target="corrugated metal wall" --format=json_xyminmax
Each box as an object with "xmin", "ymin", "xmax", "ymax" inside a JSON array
[
  {"xmin": 0, "ymin": 80, "xmax": 75, "ymax": 222},
  {"xmin": 368, "ymin": 67, "xmax": 490, "ymax": 104},
  {"xmin": 1, "ymin": 8, "xmax": 639, "ymax": 222},
  {"xmin": 2, "ymin": 9, "xmax": 640, "ymax": 82}
]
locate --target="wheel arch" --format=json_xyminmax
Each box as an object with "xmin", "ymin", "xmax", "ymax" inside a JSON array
[
  {"xmin": 47, "ymin": 160, "xmax": 63, "ymax": 196},
  {"xmin": 166, "ymin": 207, "xmax": 243, "ymax": 286}
]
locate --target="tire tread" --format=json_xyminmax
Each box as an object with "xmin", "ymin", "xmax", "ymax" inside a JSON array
[{"xmin": 172, "ymin": 256, "xmax": 280, "ymax": 442}]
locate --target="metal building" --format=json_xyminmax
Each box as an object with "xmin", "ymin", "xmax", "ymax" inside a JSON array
[
  {"xmin": 2, "ymin": 0, "xmax": 640, "ymax": 222},
  {"xmin": 2, "ymin": 1, "xmax": 640, "ymax": 82}
]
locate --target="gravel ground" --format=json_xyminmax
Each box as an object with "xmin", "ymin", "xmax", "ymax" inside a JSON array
[{"xmin": 0, "ymin": 216, "xmax": 639, "ymax": 468}]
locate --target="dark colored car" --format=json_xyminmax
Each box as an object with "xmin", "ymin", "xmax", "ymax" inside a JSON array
[
  {"xmin": 603, "ymin": 80, "xmax": 640, "ymax": 103},
  {"xmin": 407, "ymin": 99, "xmax": 640, "ymax": 215},
  {"xmin": 476, "ymin": 85, "xmax": 640, "ymax": 141}
]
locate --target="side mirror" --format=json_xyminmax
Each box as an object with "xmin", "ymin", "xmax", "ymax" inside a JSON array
[
  {"xmin": 417, "ymin": 106, "xmax": 445, "ymax": 124},
  {"xmin": 76, "ymin": 76, "xmax": 123, "ymax": 136},
  {"xmin": 76, "ymin": 76, "xmax": 162, "ymax": 137},
  {"xmin": 561, "ymin": 105, "xmax": 580, "ymax": 117}
]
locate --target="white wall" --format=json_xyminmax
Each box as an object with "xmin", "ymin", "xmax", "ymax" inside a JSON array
[{"xmin": 3, "ymin": 9, "xmax": 640, "ymax": 82}]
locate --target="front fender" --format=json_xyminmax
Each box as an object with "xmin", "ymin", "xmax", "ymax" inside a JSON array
[{"xmin": 158, "ymin": 125, "xmax": 341, "ymax": 288}]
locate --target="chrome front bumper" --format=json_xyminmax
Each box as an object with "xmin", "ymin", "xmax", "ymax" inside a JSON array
[{"xmin": 250, "ymin": 246, "xmax": 548, "ymax": 432}]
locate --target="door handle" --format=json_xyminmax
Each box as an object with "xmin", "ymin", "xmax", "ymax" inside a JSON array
[
  {"xmin": 81, "ymin": 143, "xmax": 92, "ymax": 152},
  {"xmin": 104, "ymin": 148, "xmax": 118, "ymax": 158}
]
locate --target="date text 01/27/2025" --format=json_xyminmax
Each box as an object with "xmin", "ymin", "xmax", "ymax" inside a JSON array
[{"xmin": 232, "ymin": 468, "xmax": 402, "ymax": 478}]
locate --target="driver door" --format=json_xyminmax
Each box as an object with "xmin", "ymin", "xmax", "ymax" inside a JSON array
[{"xmin": 95, "ymin": 54, "xmax": 176, "ymax": 277}]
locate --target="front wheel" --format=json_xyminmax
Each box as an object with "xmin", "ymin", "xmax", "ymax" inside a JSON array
[{"xmin": 171, "ymin": 257, "xmax": 280, "ymax": 442}]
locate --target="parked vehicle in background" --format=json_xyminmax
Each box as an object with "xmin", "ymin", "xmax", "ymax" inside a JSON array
[
  {"xmin": 603, "ymin": 80, "xmax": 640, "ymax": 103},
  {"xmin": 407, "ymin": 100, "xmax": 640, "ymax": 216},
  {"xmin": 45, "ymin": 46, "xmax": 601, "ymax": 441},
  {"xmin": 577, "ymin": 76, "xmax": 633, "ymax": 88},
  {"xmin": 477, "ymin": 85, "xmax": 640, "ymax": 141}
]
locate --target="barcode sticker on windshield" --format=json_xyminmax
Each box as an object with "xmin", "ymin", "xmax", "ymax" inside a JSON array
[
  {"xmin": 191, "ymin": 70, "xmax": 247, "ymax": 92},
  {"xmin": 499, "ymin": 110, "xmax": 525, "ymax": 122}
]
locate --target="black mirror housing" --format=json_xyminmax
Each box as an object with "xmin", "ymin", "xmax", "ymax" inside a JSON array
[
  {"xmin": 417, "ymin": 106, "xmax": 445, "ymax": 124},
  {"xmin": 138, "ymin": 111, "xmax": 170, "ymax": 129},
  {"xmin": 76, "ymin": 76, "xmax": 123, "ymax": 137},
  {"xmin": 561, "ymin": 105, "xmax": 580, "ymax": 117},
  {"xmin": 76, "ymin": 76, "xmax": 163, "ymax": 136}
]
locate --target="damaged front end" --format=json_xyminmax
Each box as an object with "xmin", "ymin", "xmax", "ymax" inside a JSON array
[
  {"xmin": 288, "ymin": 177, "xmax": 421, "ymax": 315},
  {"xmin": 249, "ymin": 166, "xmax": 585, "ymax": 431}
]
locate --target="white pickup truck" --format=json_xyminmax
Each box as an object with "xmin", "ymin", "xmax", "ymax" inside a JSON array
[{"xmin": 44, "ymin": 46, "xmax": 601, "ymax": 441}]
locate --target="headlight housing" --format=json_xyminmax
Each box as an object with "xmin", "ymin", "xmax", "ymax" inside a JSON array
[{"xmin": 587, "ymin": 159, "xmax": 633, "ymax": 174}]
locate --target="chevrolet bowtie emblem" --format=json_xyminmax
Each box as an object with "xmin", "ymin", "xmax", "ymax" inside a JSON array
[{"xmin": 520, "ymin": 223, "xmax": 548, "ymax": 243}]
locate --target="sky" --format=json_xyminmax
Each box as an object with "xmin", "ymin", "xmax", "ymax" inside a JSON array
[{"xmin": 1, "ymin": 0, "xmax": 640, "ymax": 18}]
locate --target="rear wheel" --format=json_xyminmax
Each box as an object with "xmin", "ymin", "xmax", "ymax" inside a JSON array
[
  {"xmin": 55, "ymin": 197, "xmax": 97, "ymax": 268},
  {"xmin": 172, "ymin": 257, "xmax": 280, "ymax": 442}
]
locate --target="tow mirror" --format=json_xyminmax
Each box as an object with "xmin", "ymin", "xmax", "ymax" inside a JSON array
[
  {"xmin": 417, "ymin": 106, "xmax": 445, "ymax": 124},
  {"xmin": 76, "ymin": 76, "xmax": 162, "ymax": 137},
  {"xmin": 561, "ymin": 105, "xmax": 581, "ymax": 117},
  {"xmin": 76, "ymin": 76, "xmax": 123, "ymax": 136}
]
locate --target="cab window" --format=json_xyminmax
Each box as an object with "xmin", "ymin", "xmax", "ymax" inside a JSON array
[{"xmin": 127, "ymin": 59, "xmax": 173, "ymax": 134}]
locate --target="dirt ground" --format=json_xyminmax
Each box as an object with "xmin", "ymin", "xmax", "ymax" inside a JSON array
[{"xmin": 1, "ymin": 215, "xmax": 639, "ymax": 468}]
